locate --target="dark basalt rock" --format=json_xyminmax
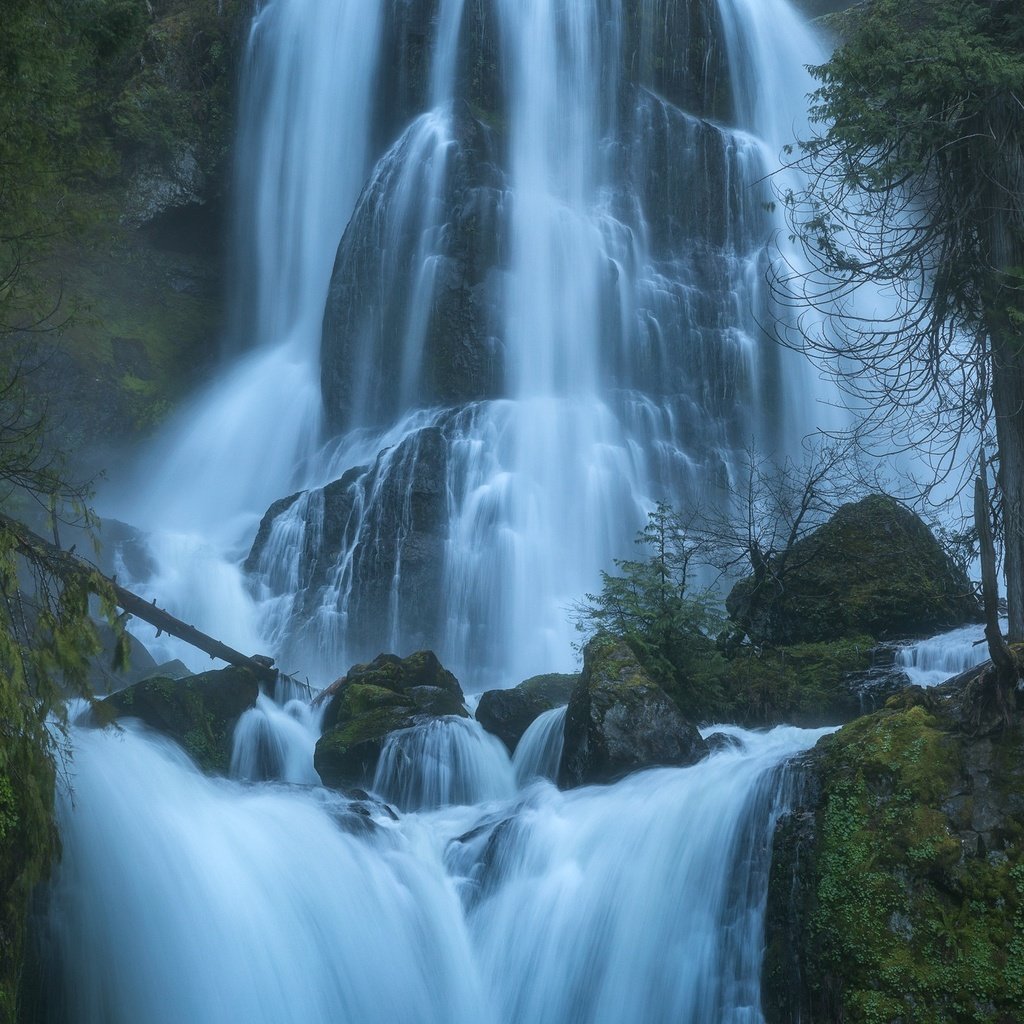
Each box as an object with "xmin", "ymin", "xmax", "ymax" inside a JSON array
[
  {"xmin": 727, "ymin": 495, "xmax": 981, "ymax": 646},
  {"xmin": 313, "ymin": 651, "xmax": 468, "ymax": 789},
  {"xmin": 559, "ymin": 638, "xmax": 707, "ymax": 787},
  {"xmin": 321, "ymin": 103, "xmax": 504, "ymax": 433},
  {"xmin": 93, "ymin": 666, "xmax": 260, "ymax": 774},
  {"xmin": 245, "ymin": 425, "xmax": 450, "ymax": 662},
  {"xmin": 475, "ymin": 672, "xmax": 576, "ymax": 753}
]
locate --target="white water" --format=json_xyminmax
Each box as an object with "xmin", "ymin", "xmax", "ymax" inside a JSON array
[
  {"xmin": 513, "ymin": 704, "xmax": 567, "ymax": 785},
  {"xmin": 40, "ymin": 713, "xmax": 832, "ymax": 1024},
  {"xmin": 897, "ymin": 620, "xmax": 1002, "ymax": 687},
  {"xmin": 100, "ymin": 0, "xmax": 842, "ymax": 690}
]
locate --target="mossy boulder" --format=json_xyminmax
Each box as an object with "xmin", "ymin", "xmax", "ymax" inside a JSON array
[
  {"xmin": 559, "ymin": 638, "xmax": 707, "ymax": 788},
  {"xmin": 694, "ymin": 636, "xmax": 910, "ymax": 728},
  {"xmin": 764, "ymin": 681, "xmax": 1024, "ymax": 1024},
  {"xmin": 727, "ymin": 495, "xmax": 980, "ymax": 646},
  {"xmin": 94, "ymin": 666, "xmax": 259, "ymax": 774},
  {"xmin": 313, "ymin": 651, "xmax": 468, "ymax": 789},
  {"xmin": 475, "ymin": 672, "xmax": 576, "ymax": 754}
]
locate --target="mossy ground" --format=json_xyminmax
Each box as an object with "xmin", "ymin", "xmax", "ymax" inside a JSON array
[{"xmin": 796, "ymin": 704, "xmax": 1024, "ymax": 1023}]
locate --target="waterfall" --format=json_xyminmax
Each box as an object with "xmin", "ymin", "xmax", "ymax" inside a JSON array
[
  {"xmin": 897, "ymin": 620, "xmax": 1003, "ymax": 687},
  {"xmin": 512, "ymin": 705, "xmax": 567, "ymax": 785},
  {"xmin": 37, "ymin": 717, "xmax": 832, "ymax": 1024},
  {"xmin": 101, "ymin": 0, "xmax": 839, "ymax": 690}
]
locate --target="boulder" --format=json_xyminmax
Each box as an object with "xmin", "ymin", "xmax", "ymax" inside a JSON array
[
  {"xmin": 702, "ymin": 636, "xmax": 912, "ymax": 729},
  {"xmin": 764, "ymin": 678, "xmax": 1024, "ymax": 1024},
  {"xmin": 94, "ymin": 666, "xmax": 260, "ymax": 773},
  {"xmin": 558, "ymin": 638, "xmax": 708, "ymax": 787},
  {"xmin": 726, "ymin": 495, "xmax": 981, "ymax": 646},
  {"xmin": 314, "ymin": 651, "xmax": 468, "ymax": 789},
  {"xmin": 475, "ymin": 672, "xmax": 576, "ymax": 753}
]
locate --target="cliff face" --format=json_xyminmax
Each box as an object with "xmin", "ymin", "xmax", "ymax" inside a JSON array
[
  {"xmin": 765, "ymin": 678, "xmax": 1024, "ymax": 1024},
  {"xmin": 5, "ymin": 0, "xmax": 250, "ymax": 473}
]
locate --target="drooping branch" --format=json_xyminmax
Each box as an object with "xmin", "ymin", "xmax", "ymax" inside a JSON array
[{"xmin": 0, "ymin": 511, "xmax": 280, "ymax": 686}]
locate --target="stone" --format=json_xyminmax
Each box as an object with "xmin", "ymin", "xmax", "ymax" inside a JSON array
[
  {"xmin": 558, "ymin": 638, "xmax": 707, "ymax": 787},
  {"xmin": 763, "ymin": 679, "xmax": 1024, "ymax": 1024},
  {"xmin": 93, "ymin": 666, "xmax": 260, "ymax": 774},
  {"xmin": 726, "ymin": 494, "xmax": 981, "ymax": 646},
  {"xmin": 314, "ymin": 651, "xmax": 468, "ymax": 789},
  {"xmin": 475, "ymin": 673, "xmax": 576, "ymax": 753}
]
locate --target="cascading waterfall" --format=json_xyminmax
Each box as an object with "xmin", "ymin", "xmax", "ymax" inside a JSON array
[
  {"xmin": 101, "ymin": 0, "xmax": 840, "ymax": 690},
  {"xmin": 512, "ymin": 705, "xmax": 567, "ymax": 785},
  {"xmin": 897, "ymin": 620, "xmax": 1005, "ymax": 687},
  {"xmin": 38, "ymin": 711, "xmax": 832, "ymax": 1024}
]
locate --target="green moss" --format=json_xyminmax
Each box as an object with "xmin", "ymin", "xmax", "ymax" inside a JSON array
[
  {"xmin": 804, "ymin": 707, "xmax": 1024, "ymax": 1023},
  {"xmin": 692, "ymin": 636, "xmax": 874, "ymax": 726}
]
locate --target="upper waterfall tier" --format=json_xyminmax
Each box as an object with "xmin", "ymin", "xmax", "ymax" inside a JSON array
[{"xmin": 106, "ymin": 0, "xmax": 836, "ymax": 689}]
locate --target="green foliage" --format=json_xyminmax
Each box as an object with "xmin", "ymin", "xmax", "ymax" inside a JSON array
[
  {"xmin": 780, "ymin": 0, "xmax": 1024, "ymax": 536},
  {"xmin": 576, "ymin": 503, "xmax": 724, "ymax": 718},
  {"xmin": 805, "ymin": 706, "xmax": 1024, "ymax": 1023}
]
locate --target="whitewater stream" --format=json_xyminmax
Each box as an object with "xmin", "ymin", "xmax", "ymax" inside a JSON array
[{"xmin": 39, "ymin": 702, "xmax": 832, "ymax": 1024}]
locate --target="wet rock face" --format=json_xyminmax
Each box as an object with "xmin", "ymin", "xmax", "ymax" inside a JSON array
[
  {"xmin": 321, "ymin": 105, "xmax": 505, "ymax": 432},
  {"xmin": 94, "ymin": 667, "xmax": 260, "ymax": 774},
  {"xmin": 475, "ymin": 673, "xmax": 576, "ymax": 754},
  {"xmin": 559, "ymin": 639, "xmax": 708, "ymax": 787},
  {"xmin": 764, "ymin": 682, "xmax": 1024, "ymax": 1024},
  {"xmin": 313, "ymin": 651, "xmax": 468, "ymax": 789},
  {"xmin": 727, "ymin": 495, "xmax": 982, "ymax": 646},
  {"xmin": 245, "ymin": 424, "xmax": 450, "ymax": 665}
]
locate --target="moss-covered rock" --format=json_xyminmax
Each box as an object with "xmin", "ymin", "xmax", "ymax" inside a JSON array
[
  {"xmin": 559, "ymin": 638, "xmax": 707, "ymax": 787},
  {"xmin": 728, "ymin": 495, "xmax": 980, "ymax": 647},
  {"xmin": 475, "ymin": 672, "xmax": 576, "ymax": 754},
  {"xmin": 313, "ymin": 651, "xmax": 468, "ymax": 789},
  {"xmin": 693, "ymin": 636, "xmax": 909, "ymax": 728},
  {"xmin": 764, "ymin": 682, "xmax": 1024, "ymax": 1024},
  {"xmin": 94, "ymin": 666, "xmax": 259, "ymax": 774}
]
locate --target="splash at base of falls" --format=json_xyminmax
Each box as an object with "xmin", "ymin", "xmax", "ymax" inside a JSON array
[{"xmin": 37, "ymin": 712, "xmax": 832, "ymax": 1024}]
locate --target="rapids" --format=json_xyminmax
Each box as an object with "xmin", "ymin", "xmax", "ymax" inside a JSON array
[{"xmin": 38, "ymin": 707, "xmax": 833, "ymax": 1024}]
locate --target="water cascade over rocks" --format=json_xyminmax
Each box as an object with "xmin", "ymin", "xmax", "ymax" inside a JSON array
[
  {"xmin": 103, "ymin": 0, "xmax": 839, "ymax": 689},
  {"xmin": 39, "ymin": 705, "xmax": 833, "ymax": 1024}
]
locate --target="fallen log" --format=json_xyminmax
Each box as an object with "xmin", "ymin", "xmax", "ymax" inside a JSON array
[{"xmin": 0, "ymin": 511, "xmax": 280, "ymax": 686}]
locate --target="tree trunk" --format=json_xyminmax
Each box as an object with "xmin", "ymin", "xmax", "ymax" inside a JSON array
[
  {"xmin": 982, "ymin": 91, "xmax": 1024, "ymax": 642},
  {"xmin": 989, "ymin": 333, "xmax": 1024, "ymax": 643}
]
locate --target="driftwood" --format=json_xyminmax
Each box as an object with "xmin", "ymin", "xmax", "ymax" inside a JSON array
[{"xmin": 0, "ymin": 511, "xmax": 280, "ymax": 686}]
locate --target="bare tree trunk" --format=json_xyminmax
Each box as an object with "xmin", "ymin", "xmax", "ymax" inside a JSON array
[{"xmin": 975, "ymin": 460, "xmax": 1014, "ymax": 672}]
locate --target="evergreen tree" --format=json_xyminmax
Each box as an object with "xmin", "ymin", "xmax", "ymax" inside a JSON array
[{"xmin": 777, "ymin": 0, "xmax": 1024, "ymax": 666}]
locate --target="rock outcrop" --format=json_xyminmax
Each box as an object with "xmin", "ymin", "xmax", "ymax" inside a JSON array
[
  {"xmin": 727, "ymin": 495, "xmax": 980, "ymax": 646},
  {"xmin": 94, "ymin": 666, "xmax": 260, "ymax": 773},
  {"xmin": 764, "ymin": 671, "xmax": 1024, "ymax": 1024},
  {"xmin": 314, "ymin": 651, "xmax": 468, "ymax": 789},
  {"xmin": 559, "ymin": 638, "xmax": 708, "ymax": 787},
  {"xmin": 475, "ymin": 673, "xmax": 576, "ymax": 754}
]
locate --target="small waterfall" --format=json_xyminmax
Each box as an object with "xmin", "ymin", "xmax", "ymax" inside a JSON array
[
  {"xmin": 897, "ymin": 621, "xmax": 999, "ymax": 687},
  {"xmin": 38, "ymin": 720, "xmax": 832, "ymax": 1024},
  {"xmin": 512, "ymin": 705, "xmax": 566, "ymax": 785},
  {"xmin": 230, "ymin": 689, "xmax": 322, "ymax": 786},
  {"xmin": 373, "ymin": 717, "xmax": 517, "ymax": 811}
]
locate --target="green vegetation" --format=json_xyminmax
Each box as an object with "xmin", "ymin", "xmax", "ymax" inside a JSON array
[
  {"xmin": 778, "ymin": 702, "xmax": 1024, "ymax": 1024},
  {"xmin": 781, "ymin": 0, "xmax": 1024, "ymax": 657},
  {"xmin": 575, "ymin": 503, "xmax": 724, "ymax": 719}
]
